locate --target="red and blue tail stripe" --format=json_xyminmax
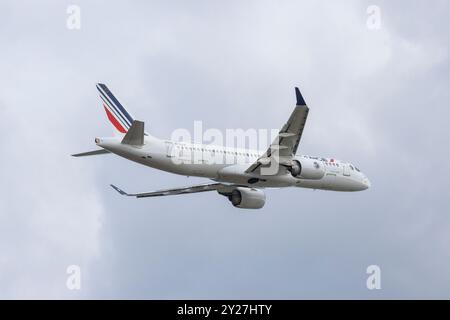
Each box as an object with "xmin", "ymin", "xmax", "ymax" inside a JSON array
[{"xmin": 96, "ymin": 83, "xmax": 134, "ymax": 133}]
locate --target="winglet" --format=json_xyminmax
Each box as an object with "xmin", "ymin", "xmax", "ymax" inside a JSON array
[
  {"xmin": 110, "ymin": 184, "xmax": 129, "ymax": 196},
  {"xmin": 295, "ymin": 87, "xmax": 306, "ymax": 106}
]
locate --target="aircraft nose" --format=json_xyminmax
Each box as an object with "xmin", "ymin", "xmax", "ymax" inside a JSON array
[{"xmin": 362, "ymin": 177, "xmax": 371, "ymax": 190}]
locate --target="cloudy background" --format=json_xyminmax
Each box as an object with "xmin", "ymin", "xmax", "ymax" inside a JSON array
[{"xmin": 1, "ymin": 0, "xmax": 449, "ymax": 299}]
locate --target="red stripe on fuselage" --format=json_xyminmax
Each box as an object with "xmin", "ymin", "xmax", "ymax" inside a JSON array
[{"xmin": 103, "ymin": 105, "xmax": 127, "ymax": 133}]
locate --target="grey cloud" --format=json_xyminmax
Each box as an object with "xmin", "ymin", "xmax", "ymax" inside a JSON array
[{"xmin": 1, "ymin": 0, "xmax": 449, "ymax": 299}]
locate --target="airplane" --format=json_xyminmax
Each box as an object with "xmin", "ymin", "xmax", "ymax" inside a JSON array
[{"xmin": 72, "ymin": 84, "xmax": 370, "ymax": 209}]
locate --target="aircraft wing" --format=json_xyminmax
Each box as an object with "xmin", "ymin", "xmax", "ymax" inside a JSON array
[
  {"xmin": 110, "ymin": 183, "xmax": 234, "ymax": 198},
  {"xmin": 246, "ymin": 87, "xmax": 309, "ymax": 174}
]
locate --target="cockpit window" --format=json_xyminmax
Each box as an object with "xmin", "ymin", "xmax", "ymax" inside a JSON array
[
  {"xmin": 349, "ymin": 165, "xmax": 354, "ymax": 170},
  {"xmin": 355, "ymin": 167, "xmax": 360, "ymax": 172}
]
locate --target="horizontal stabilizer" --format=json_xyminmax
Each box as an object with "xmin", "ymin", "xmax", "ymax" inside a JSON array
[
  {"xmin": 121, "ymin": 120, "xmax": 144, "ymax": 146},
  {"xmin": 72, "ymin": 149, "xmax": 110, "ymax": 157}
]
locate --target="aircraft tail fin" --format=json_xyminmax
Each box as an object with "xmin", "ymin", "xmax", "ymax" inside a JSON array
[{"xmin": 96, "ymin": 83, "xmax": 136, "ymax": 134}]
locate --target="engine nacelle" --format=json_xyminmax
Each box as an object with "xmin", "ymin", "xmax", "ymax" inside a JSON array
[
  {"xmin": 229, "ymin": 187, "xmax": 266, "ymax": 209},
  {"xmin": 288, "ymin": 158, "xmax": 325, "ymax": 180}
]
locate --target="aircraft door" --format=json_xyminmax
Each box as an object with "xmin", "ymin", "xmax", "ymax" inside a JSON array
[
  {"xmin": 343, "ymin": 164, "xmax": 351, "ymax": 176},
  {"xmin": 165, "ymin": 141, "xmax": 174, "ymax": 158}
]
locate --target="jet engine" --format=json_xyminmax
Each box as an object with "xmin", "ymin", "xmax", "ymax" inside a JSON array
[
  {"xmin": 228, "ymin": 187, "xmax": 266, "ymax": 209},
  {"xmin": 287, "ymin": 158, "xmax": 325, "ymax": 180}
]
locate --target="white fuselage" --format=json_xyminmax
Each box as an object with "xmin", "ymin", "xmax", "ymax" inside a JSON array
[{"xmin": 96, "ymin": 136, "xmax": 370, "ymax": 192}]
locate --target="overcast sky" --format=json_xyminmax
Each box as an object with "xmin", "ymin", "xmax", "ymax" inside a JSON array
[{"xmin": 1, "ymin": 0, "xmax": 450, "ymax": 299}]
